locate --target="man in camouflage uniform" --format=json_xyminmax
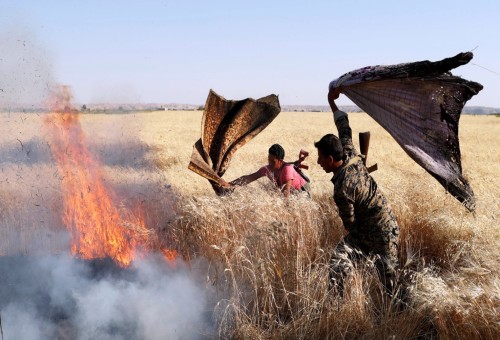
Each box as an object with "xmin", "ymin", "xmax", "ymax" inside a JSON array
[{"xmin": 314, "ymin": 88, "xmax": 400, "ymax": 295}]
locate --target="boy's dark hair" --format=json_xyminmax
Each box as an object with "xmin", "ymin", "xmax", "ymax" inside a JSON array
[
  {"xmin": 269, "ymin": 144, "xmax": 285, "ymax": 160},
  {"xmin": 314, "ymin": 134, "xmax": 343, "ymax": 161}
]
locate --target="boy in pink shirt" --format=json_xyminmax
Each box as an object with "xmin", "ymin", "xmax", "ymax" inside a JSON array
[{"xmin": 229, "ymin": 144, "xmax": 310, "ymax": 197}]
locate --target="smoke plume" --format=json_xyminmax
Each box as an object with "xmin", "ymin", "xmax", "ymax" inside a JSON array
[{"xmin": 0, "ymin": 254, "xmax": 212, "ymax": 340}]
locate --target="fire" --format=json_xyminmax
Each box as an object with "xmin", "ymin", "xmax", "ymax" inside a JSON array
[
  {"xmin": 161, "ymin": 248, "xmax": 178, "ymax": 262},
  {"xmin": 44, "ymin": 86, "xmax": 176, "ymax": 267}
]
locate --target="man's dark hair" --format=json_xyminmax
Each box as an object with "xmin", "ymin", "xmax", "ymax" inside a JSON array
[
  {"xmin": 314, "ymin": 134, "xmax": 343, "ymax": 161},
  {"xmin": 269, "ymin": 144, "xmax": 285, "ymax": 160}
]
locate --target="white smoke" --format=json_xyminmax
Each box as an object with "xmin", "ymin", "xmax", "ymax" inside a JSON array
[
  {"xmin": 0, "ymin": 103, "xmax": 214, "ymax": 339},
  {"xmin": 0, "ymin": 254, "xmax": 212, "ymax": 340},
  {"xmin": 0, "ymin": 19, "xmax": 214, "ymax": 338},
  {"xmin": 0, "ymin": 128, "xmax": 213, "ymax": 339}
]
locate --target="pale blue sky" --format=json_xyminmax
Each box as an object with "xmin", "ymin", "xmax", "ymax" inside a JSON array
[{"xmin": 1, "ymin": 0, "xmax": 499, "ymax": 106}]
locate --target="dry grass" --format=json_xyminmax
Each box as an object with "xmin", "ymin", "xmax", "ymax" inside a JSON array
[{"xmin": 1, "ymin": 110, "xmax": 499, "ymax": 339}]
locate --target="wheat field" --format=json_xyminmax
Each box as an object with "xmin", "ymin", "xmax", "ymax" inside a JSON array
[{"xmin": 1, "ymin": 110, "xmax": 499, "ymax": 339}]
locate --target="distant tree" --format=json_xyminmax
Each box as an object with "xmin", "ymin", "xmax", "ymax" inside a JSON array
[
  {"xmin": 197, "ymin": 106, "xmax": 205, "ymax": 111},
  {"xmin": 81, "ymin": 104, "xmax": 87, "ymax": 111}
]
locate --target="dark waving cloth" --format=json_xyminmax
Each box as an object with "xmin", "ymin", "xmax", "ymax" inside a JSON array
[
  {"xmin": 329, "ymin": 52, "xmax": 483, "ymax": 211},
  {"xmin": 188, "ymin": 89, "xmax": 281, "ymax": 195}
]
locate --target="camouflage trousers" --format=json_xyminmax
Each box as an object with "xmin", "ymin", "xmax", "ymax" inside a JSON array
[{"xmin": 329, "ymin": 224, "xmax": 399, "ymax": 295}]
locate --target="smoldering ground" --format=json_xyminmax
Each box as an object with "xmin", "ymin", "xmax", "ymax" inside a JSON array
[
  {"xmin": 0, "ymin": 128, "xmax": 216, "ymax": 339},
  {"xmin": 0, "ymin": 254, "xmax": 213, "ymax": 340},
  {"xmin": 0, "ymin": 108, "xmax": 217, "ymax": 339}
]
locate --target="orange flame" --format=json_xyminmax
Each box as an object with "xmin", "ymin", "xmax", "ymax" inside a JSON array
[
  {"xmin": 161, "ymin": 248, "xmax": 178, "ymax": 262},
  {"xmin": 44, "ymin": 86, "xmax": 175, "ymax": 267}
]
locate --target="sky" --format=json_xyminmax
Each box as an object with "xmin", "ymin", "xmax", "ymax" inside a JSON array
[{"xmin": 0, "ymin": 0, "xmax": 499, "ymax": 107}]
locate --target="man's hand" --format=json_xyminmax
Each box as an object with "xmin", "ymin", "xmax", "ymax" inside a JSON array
[
  {"xmin": 328, "ymin": 87, "xmax": 342, "ymax": 112},
  {"xmin": 328, "ymin": 87, "xmax": 341, "ymax": 101}
]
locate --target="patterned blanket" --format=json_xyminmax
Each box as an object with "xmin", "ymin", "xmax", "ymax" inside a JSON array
[{"xmin": 188, "ymin": 90, "xmax": 281, "ymax": 195}]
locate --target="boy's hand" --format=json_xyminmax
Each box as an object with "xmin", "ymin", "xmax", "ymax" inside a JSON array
[{"xmin": 219, "ymin": 179, "xmax": 232, "ymax": 188}]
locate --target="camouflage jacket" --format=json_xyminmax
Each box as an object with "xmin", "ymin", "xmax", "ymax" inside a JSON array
[{"xmin": 331, "ymin": 111, "xmax": 397, "ymax": 236}]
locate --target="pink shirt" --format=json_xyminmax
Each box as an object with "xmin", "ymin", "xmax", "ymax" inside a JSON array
[{"xmin": 257, "ymin": 164, "xmax": 307, "ymax": 190}]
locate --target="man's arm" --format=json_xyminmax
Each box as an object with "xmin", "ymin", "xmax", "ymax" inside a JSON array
[
  {"xmin": 229, "ymin": 170, "xmax": 264, "ymax": 186},
  {"xmin": 328, "ymin": 88, "xmax": 358, "ymax": 157},
  {"xmin": 281, "ymin": 180, "xmax": 292, "ymax": 198},
  {"xmin": 335, "ymin": 193, "xmax": 356, "ymax": 231}
]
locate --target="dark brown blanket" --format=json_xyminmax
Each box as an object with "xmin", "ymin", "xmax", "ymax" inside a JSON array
[{"xmin": 329, "ymin": 52, "xmax": 483, "ymax": 211}]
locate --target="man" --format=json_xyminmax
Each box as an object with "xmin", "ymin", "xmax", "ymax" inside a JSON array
[
  {"xmin": 229, "ymin": 144, "xmax": 310, "ymax": 197},
  {"xmin": 315, "ymin": 87, "xmax": 400, "ymax": 295}
]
